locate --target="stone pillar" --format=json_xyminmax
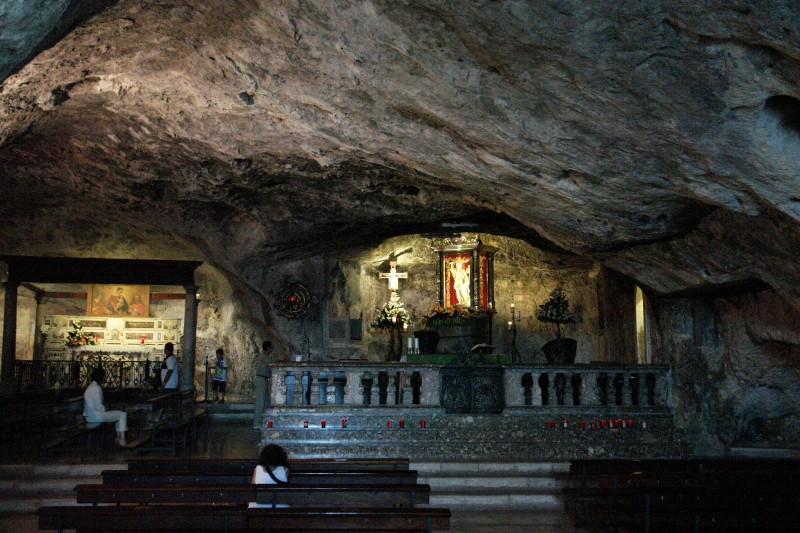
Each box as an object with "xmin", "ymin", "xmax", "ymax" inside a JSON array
[
  {"xmin": 1, "ymin": 278, "xmax": 20, "ymax": 392},
  {"xmin": 180, "ymin": 285, "xmax": 198, "ymax": 392},
  {"xmin": 531, "ymin": 372, "xmax": 542, "ymax": 406},
  {"xmin": 33, "ymin": 293, "xmax": 47, "ymax": 360}
]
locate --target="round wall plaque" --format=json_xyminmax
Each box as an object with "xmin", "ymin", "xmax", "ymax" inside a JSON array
[{"xmin": 275, "ymin": 283, "xmax": 311, "ymax": 318}]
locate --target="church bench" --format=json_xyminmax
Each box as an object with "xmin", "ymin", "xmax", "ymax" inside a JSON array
[
  {"xmin": 565, "ymin": 460, "xmax": 800, "ymax": 532},
  {"xmin": 101, "ymin": 468, "xmax": 419, "ymax": 485},
  {"xmin": 41, "ymin": 389, "xmax": 147, "ymax": 453},
  {"xmin": 0, "ymin": 388, "xmax": 61, "ymax": 438},
  {"xmin": 126, "ymin": 456, "xmax": 411, "ymax": 473},
  {"xmin": 138, "ymin": 390, "xmax": 204, "ymax": 455},
  {"xmin": 75, "ymin": 482, "xmax": 430, "ymax": 507},
  {"xmin": 38, "ymin": 505, "xmax": 451, "ymax": 532}
]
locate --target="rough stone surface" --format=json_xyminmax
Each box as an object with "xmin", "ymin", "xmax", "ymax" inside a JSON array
[{"xmin": 0, "ymin": 1, "xmax": 799, "ymax": 453}]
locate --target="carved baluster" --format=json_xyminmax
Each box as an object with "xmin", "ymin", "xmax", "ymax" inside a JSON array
[
  {"xmin": 411, "ymin": 371, "xmax": 422, "ymax": 404},
  {"xmin": 378, "ymin": 371, "xmax": 389, "ymax": 405},
  {"xmin": 538, "ymin": 373, "xmax": 551, "ymax": 406},
  {"xmin": 596, "ymin": 373, "xmax": 609, "ymax": 406},
  {"xmin": 613, "ymin": 373, "xmax": 625, "ymax": 406},
  {"xmin": 570, "ymin": 372, "xmax": 583, "ymax": 406},
  {"xmin": 361, "ymin": 371, "xmax": 373, "ymax": 406},
  {"xmin": 522, "ymin": 373, "xmax": 534, "ymax": 406},
  {"xmin": 284, "ymin": 371, "xmax": 296, "ymax": 405},
  {"xmin": 318, "ymin": 372, "xmax": 328, "ymax": 405}
]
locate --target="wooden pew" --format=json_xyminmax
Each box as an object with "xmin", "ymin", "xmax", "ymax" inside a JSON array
[
  {"xmin": 139, "ymin": 390, "xmax": 206, "ymax": 455},
  {"xmin": 75, "ymin": 482, "xmax": 430, "ymax": 507},
  {"xmin": 38, "ymin": 505, "xmax": 452, "ymax": 532},
  {"xmin": 0, "ymin": 388, "xmax": 60, "ymax": 439},
  {"xmin": 101, "ymin": 468, "xmax": 419, "ymax": 485},
  {"xmin": 126, "ymin": 456, "xmax": 411, "ymax": 473},
  {"xmin": 564, "ymin": 459, "xmax": 800, "ymax": 532}
]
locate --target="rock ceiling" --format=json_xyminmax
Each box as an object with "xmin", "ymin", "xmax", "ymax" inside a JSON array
[{"xmin": 0, "ymin": 1, "xmax": 798, "ymax": 306}]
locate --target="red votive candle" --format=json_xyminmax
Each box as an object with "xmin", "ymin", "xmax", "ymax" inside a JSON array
[
  {"xmin": 140, "ymin": 336, "xmax": 145, "ymax": 344},
  {"xmin": 628, "ymin": 419, "xmax": 633, "ymax": 429},
  {"xmin": 321, "ymin": 419, "xmax": 326, "ymax": 428},
  {"xmin": 600, "ymin": 420, "xmax": 606, "ymax": 429},
  {"xmin": 341, "ymin": 417, "xmax": 347, "ymax": 428},
  {"xmin": 563, "ymin": 419, "xmax": 568, "ymax": 429},
  {"xmin": 642, "ymin": 419, "xmax": 647, "ymax": 429},
  {"xmin": 303, "ymin": 420, "xmax": 308, "ymax": 429},
  {"xmin": 420, "ymin": 418, "xmax": 426, "ymax": 428},
  {"xmin": 591, "ymin": 420, "xmax": 597, "ymax": 430},
  {"xmin": 579, "ymin": 420, "xmax": 585, "ymax": 430},
  {"xmin": 387, "ymin": 419, "xmax": 392, "ymax": 429},
  {"xmin": 621, "ymin": 419, "xmax": 627, "ymax": 428},
  {"xmin": 267, "ymin": 420, "xmax": 273, "ymax": 429},
  {"xmin": 399, "ymin": 417, "xmax": 405, "ymax": 428}
]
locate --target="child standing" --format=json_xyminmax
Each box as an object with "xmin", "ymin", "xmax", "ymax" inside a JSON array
[{"xmin": 212, "ymin": 348, "xmax": 229, "ymax": 403}]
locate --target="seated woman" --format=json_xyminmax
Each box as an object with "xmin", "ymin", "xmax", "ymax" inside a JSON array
[
  {"xmin": 83, "ymin": 367, "xmax": 128, "ymax": 447},
  {"xmin": 249, "ymin": 443, "xmax": 289, "ymax": 508}
]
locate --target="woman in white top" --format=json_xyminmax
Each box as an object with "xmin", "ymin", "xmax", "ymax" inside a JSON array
[
  {"xmin": 249, "ymin": 443, "xmax": 290, "ymax": 508},
  {"xmin": 83, "ymin": 367, "xmax": 128, "ymax": 446}
]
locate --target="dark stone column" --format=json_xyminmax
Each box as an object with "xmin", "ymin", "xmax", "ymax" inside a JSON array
[
  {"xmin": 180, "ymin": 284, "xmax": 198, "ymax": 392},
  {"xmin": 33, "ymin": 293, "xmax": 47, "ymax": 360},
  {"xmin": 1, "ymin": 277, "xmax": 20, "ymax": 392}
]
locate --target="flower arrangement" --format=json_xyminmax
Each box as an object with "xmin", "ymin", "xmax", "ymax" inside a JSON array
[
  {"xmin": 424, "ymin": 304, "xmax": 473, "ymax": 321},
  {"xmin": 65, "ymin": 321, "xmax": 98, "ymax": 349},
  {"xmin": 370, "ymin": 291, "xmax": 410, "ymax": 329},
  {"xmin": 536, "ymin": 287, "xmax": 575, "ymax": 339}
]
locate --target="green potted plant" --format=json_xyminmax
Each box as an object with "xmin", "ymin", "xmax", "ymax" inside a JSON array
[{"xmin": 536, "ymin": 287, "xmax": 577, "ymax": 364}]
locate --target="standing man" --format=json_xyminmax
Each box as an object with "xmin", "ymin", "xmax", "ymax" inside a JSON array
[
  {"xmin": 160, "ymin": 342, "xmax": 179, "ymax": 392},
  {"xmin": 212, "ymin": 348, "xmax": 229, "ymax": 403},
  {"xmin": 254, "ymin": 340, "xmax": 273, "ymax": 429}
]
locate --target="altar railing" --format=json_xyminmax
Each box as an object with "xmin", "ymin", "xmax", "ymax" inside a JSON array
[
  {"xmin": 14, "ymin": 357, "xmax": 162, "ymax": 391},
  {"xmin": 268, "ymin": 363, "xmax": 671, "ymax": 410}
]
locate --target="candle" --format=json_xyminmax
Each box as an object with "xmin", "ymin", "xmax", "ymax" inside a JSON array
[
  {"xmin": 140, "ymin": 336, "xmax": 145, "ymax": 345},
  {"xmin": 303, "ymin": 420, "xmax": 308, "ymax": 428},
  {"xmin": 403, "ymin": 322, "xmax": 408, "ymax": 331},
  {"xmin": 507, "ymin": 321, "xmax": 513, "ymax": 331},
  {"xmin": 341, "ymin": 417, "xmax": 347, "ymax": 428},
  {"xmin": 414, "ymin": 338, "xmax": 419, "ymax": 351},
  {"xmin": 642, "ymin": 419, "xmax": 647, "ymax": 429},
  {"xmin": 399, "ymin": 417, "xmax": 405, "ymax": 428},
  {"xmin": 579, "ymin": 420, "xmax": 585, "ymax": 430},
  {"xmin": 387, "ymin": 419, "xmax": 392, "ymax": 429},
  {"xmin": 563, "ymin": 419, "xmax": 568, "ymax": 429},
  {"xmin": 600, "ymin": 420, "xmax": 606, "ymax": 429},
  {"xmin": 267, "ymin": 420, "xmax": 273, "ymax": 429},
  {"xmin": 408, "ymin": 338, "xmax": 413, "ymax": 350},
  {"xmin": 420, "ymin": 418, "xmax": 426, "ymax": 428},
  {"xmin": 628, "ymin": 419, "xmax": 633, "ymax": 429},
  {"xmin": 321, "ymin": 419, "xmax": 326, "ymax": 428},
  {"xmin": 392, "ymin": 315, "xmax": 397, "ymax": 323},
  {"xmin": 591, "ymin": 420, "xmax": 597, "ymax": 430}
]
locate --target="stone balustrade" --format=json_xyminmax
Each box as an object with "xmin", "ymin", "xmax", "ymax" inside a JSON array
[{"xmin": 268, "ymin": 362, "xmax": 671, "ymax": 410}]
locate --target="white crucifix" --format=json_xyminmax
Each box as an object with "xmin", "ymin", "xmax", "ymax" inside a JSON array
[{"xmin": 380, "ymin": 261, "xmax": 408, "ymax": 291}]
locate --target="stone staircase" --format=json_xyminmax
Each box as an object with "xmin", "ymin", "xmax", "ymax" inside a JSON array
[
  {"xmin": 415, "ymin": 461, "xmax": 569, "ymax": 511},
  {"xmin": 0, "ymin": 463, "xmax": 116, "ymax": 515}
]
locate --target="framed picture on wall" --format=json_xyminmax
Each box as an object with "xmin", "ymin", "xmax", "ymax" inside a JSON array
[{"xmin": 87, "ymin": 285, "xmax": 150, "ymax": 317}]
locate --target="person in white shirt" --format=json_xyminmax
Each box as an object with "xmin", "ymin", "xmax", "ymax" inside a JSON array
[
  {"xmin": 249, "ymin": 443, "xmax": 289, "ymax": 508},
  {"xmin": 160, "ymin": 342, "xmax": 179, "ymax": 392},
  {"xmin": 83, "ymin": 367, "xmax": 128, "ymax": 447},
  {"xmin": 212, "ymin": 348, "xmax": 229, "ymax": 403}
]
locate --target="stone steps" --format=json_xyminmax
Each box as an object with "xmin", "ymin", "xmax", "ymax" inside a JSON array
[
  {"xmin": 0, "ymin": 463, "xmax": 115, "ymax": 515},
  {"xmin": 414, "ymin": 461, "xmax": 569, "ymax": 511}
]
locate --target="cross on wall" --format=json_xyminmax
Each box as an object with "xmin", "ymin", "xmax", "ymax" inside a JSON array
[{"xmin": 379, "ymin": 261, "xmax": 408, "ymax": 291}]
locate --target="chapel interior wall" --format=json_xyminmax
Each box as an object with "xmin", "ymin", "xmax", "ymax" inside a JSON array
[{"xmin": 653, "ymin": 288, "xmax": 800, "ymax": 455}]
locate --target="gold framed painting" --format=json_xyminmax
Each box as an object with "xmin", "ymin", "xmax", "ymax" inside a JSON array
[{"xmin": 87, "ymin": 285, "xmax": 150, "ymax": 317}]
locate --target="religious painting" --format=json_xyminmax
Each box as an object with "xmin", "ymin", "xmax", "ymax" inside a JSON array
[
  {"xmin": 444, "ymin": 253, "xmax": 472, "ymax": 308},
  {"xmin": 87, "ymin": 285, "xmax": 150, "ymax": 317}
]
